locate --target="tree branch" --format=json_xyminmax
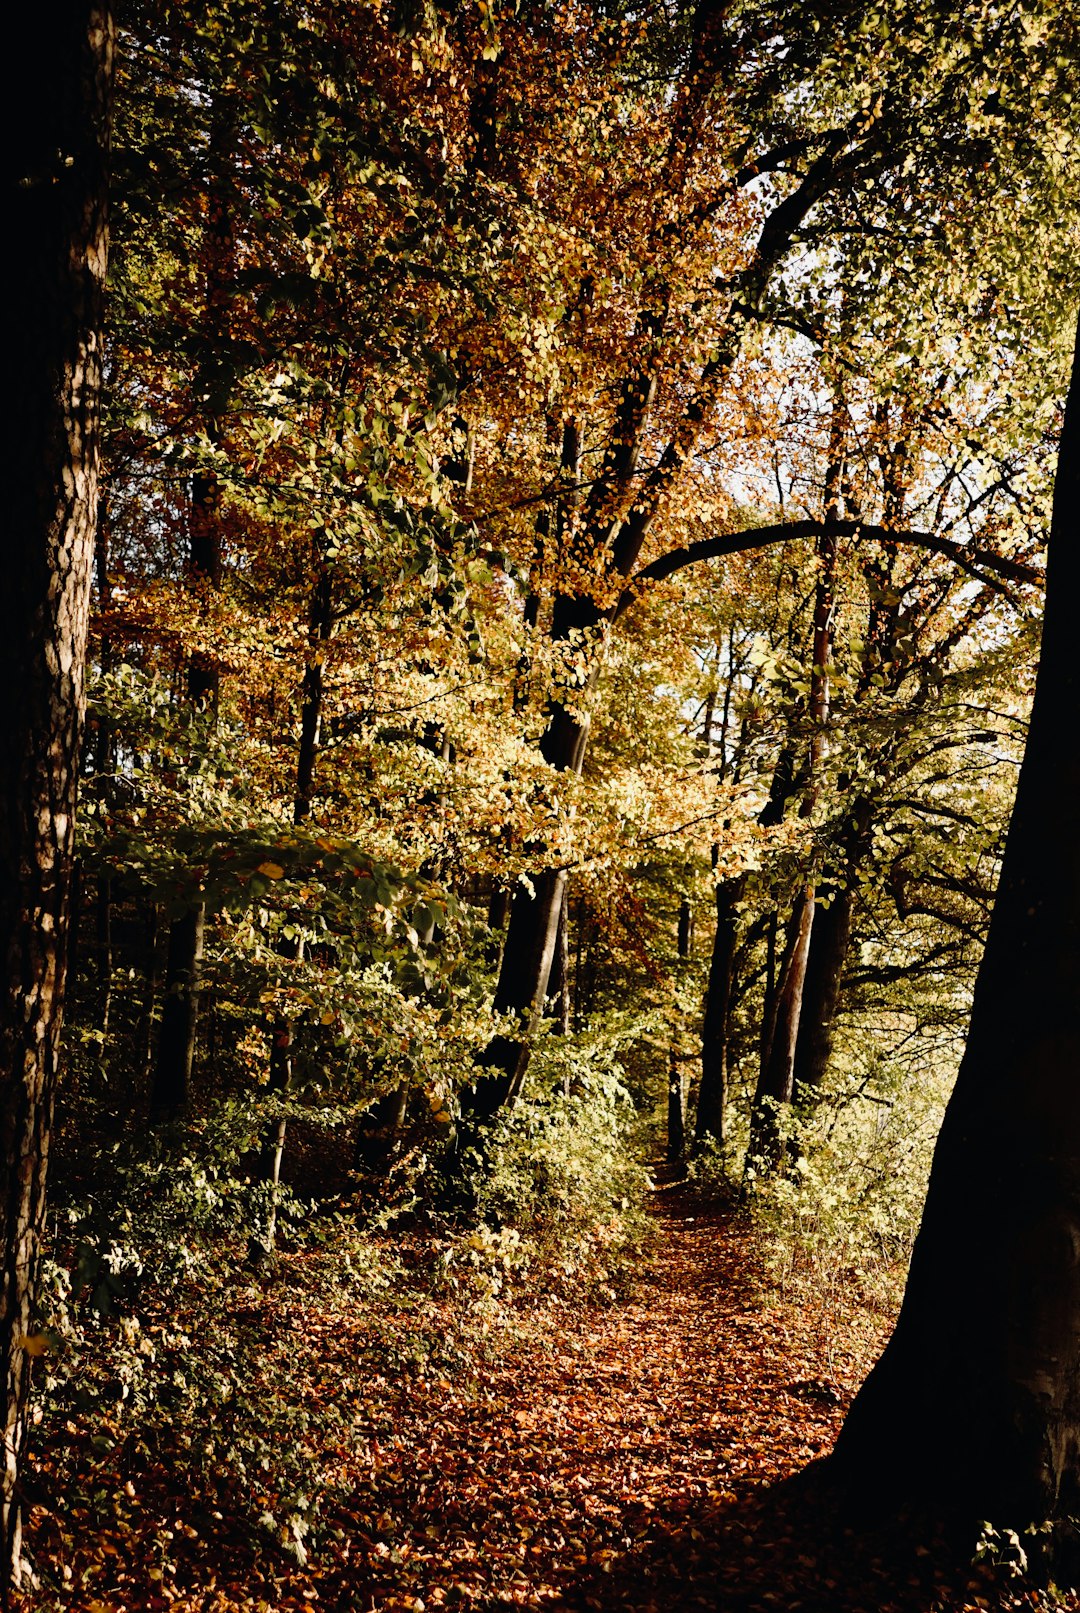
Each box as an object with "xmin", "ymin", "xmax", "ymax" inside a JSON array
[{"xmin": 617, "ymin": 519, "xmax": 1043, "ymax": 616}]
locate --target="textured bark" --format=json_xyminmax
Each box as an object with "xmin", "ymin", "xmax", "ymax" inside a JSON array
[
  {"xmin": 833, "ymin": 317, "xmax": 1080, "ymax": 1540},
  {"xmin": 2, "ymin": 5, "xmax": 112, "ymax": 1586}
]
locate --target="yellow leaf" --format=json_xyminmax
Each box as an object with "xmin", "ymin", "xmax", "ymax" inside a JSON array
[
  {"xmin": 258, "ymin": 862, "xmax": 285, "ymax": 879},
  {"xmin": 16, "ymin": 1334, "xmax": 49, "ymax": 1357}
]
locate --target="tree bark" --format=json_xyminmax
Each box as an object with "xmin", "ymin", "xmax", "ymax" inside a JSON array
[
  {"xmin": 791, "ymin": 880, "xmax": 854, "ymax": 1105},
  {"xmin": 750, "ymin": 501, "xmax": 838, "ymax": 1168},
  {"xmin": 668, "ymin": 896, "xmax": 693, "ymax": 1162},
  {"xmin": 150, "ymin": 905, "xmax": 205, "ymax": 1123},
  {"xmin": 2, "ymin": 4, "xmax": 112, "ymax": 1587},
  {"xmin": 832, "ymin": 315, "xmax": 1080, "ymax": 1541},
  {"xmin": 696, "ymin": 875, "xmax": 744, "ymax": 1147}
]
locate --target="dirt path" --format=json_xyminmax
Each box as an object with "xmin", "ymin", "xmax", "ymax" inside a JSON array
[
  {"xmin": 301, "ymin": 1180, "xmax": 897, "ymax": 1612},
  {"xmin": 26, "ymin": 1181, "xmax": 1051, "ymax": 1611}
]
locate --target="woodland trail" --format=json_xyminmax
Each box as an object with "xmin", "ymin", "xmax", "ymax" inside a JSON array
[{"xmin": 24, "ymin": 1178, "xmax": 1063, "ymax": 1612}]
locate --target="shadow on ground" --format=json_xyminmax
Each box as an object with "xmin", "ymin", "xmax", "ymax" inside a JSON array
[{"xmin": 564, "ymin": 1460, "xmax": 1061, "ymax": 1613}]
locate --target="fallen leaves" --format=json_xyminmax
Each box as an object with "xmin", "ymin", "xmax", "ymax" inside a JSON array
[{"xmin": 16, "ymin": 1183, "xmax": 1068, "ymax": 1613}]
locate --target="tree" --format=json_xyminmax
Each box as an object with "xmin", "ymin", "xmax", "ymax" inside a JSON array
[
  {"xmin": 833, "ymin": 311, "xmax": 1080, "ymax": 1546},
  {"xmin": 3, "ymin": 3, "xmax": 113, "ymax": 1587}
]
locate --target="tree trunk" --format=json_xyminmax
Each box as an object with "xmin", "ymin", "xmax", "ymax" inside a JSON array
[
  {"xmin": 140, "ymin": 903, "xmax": 160, "ymax": 1088},
  {"xmin": 253, "ymin": 551, "xmax": 335, "ymax": 1252},
  {"xmin": 550, "ymin": 895, "xmax": 571, "ymax": 1041},
  {"xmin": 791, "ymin": 880, "xmax": 854, "ymax": 1106},
  {"xmin": 150, "ymin": 905, "xmax": 205, "ymax": 1123},
  {"xmin": 832, "ymin": 315, "xmax": 1080, "ymax": 1543},
  {"xmin": 749, "ymin": 889, "xmax": 814, "ymax": 1167},
  {"xmin": 150, "ymin": 100, "xmax": 233, "ymax": 1122},
  {"xmin": 667, "ymin": 895, "xmax": 693, "ymax": 1162},
  {"xmin": 696, "ymin": 874, "xmax": 745, "ymax": 1146},
  {"xmin": 2, "ymin": 5, "xmax": 112, "ymax": 1587},
  {"xmin": 750, "ymin": 517, "xmax": 837, "ymax": 1168},
  {"xmin": 470, "ymin": 867, "xmax": 568, "ymax": 1117}
]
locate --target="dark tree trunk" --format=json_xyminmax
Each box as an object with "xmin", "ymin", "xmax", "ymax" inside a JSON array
[
  {"xmin": 833, "ymin": 316, "xmax": 1080, "ymax": 1542},
  {"xmin": 470, "ymin": 867, "xmax": 568, "ymax": 1117},
  {"xmin": 95, "ymin": 872, "xmax": 112, "ymax": 1047},
  {"xmin": 294, "ymin": 556, "xmax": 332, "ymax": 825},
  {"xmin": 150, "ymin": 905, "xmax": 205, "ymax": 1123},
  {"xmin": 750, "ymin": 520, "xmax": 837, "ymax": 1168},
  {"xmin": 668, "ymin": 896, "xmax": 693, "ymax": 1162},
  {"xmin": 791, "ymin": 881, "xmax": 854, "ymax": 1105},
  {"xmin": 749, "ymin": 889, "xmax": 814, "ymax": 1166},
  {"xmin": 140, "ymin": 903, "xmax": 160, "ymax": 1087},
  {"xmin": 2, "ymin": 5, "xmax": 112, "ymax": 1586},
  {"xmin": 667, "ymin": 1049, "xmax": 687, "ymax": 1163},
  {"xmin": 696, "ymin": 874, "xmax": 745, "ymax": 1146},
  {"xmin": 550, "ymin": 894, "xmax": 571, "ymax": 1041},
  {"xmin": 253, "ymin": 550, "xmax": 335, "ymax": 1252}
]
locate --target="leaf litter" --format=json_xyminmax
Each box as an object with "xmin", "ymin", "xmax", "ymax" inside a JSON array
[{"xmin": 16, "ymin": 1178, "xmax": 1075, "ymax": 1612}]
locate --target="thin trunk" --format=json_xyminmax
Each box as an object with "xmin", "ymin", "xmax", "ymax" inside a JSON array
[
  {"xmin": 696, "ymin": 874, "xmax": 744, "ymax": 1146},
  {"xmin": 750, "ymin": 453, "xmax": 840, "ymax": 1168},
  {"xmin": 140, "ymin": 903, "xmax": 160, "ymax": 1087},
  {"xmin": 255, "ymin": 551, "xmax": 335, "ymax": 1252},
  {"xmin": 668, "ymin": 896, "xmax": 693, "ymax": 1163},
  {"xmin": 150, "ymin": 906, "xmax": 205, "ymax": 1123},
  {"xmin": 550, "ymin": 895, "xmax": 571, "ymax": 1041},
  {"xmin": 250, "ymin": 1018, "xmax": 292, "ymax": 1259},
  {"xmin": 96, "ymin": 873, "xmax": 112, "ymax": 1045},
  {"xmin": 667, "ymin": 1048, "xmax": 687, "ymax": 1163},
  {"xmin": 2, "ymin": 7, "xmax": 112, "ymax": 1587},
  {"xmin": 833, "ymin": 316, "xmax": 1080, "ymax": 1543},
  {"xmin": 150, "ymin": 105, "xmax": 232, "ymax": 1120},
  {"xmin": 759, "ymin": 910, "xmax": 780, "ymax": 1078}
]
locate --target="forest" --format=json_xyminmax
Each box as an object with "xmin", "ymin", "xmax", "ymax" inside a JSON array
[{"xmin": 8, "ymin": 0, "xmax": 1080, "ymax": 1608}]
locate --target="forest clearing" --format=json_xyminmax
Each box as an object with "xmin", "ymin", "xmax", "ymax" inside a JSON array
[{"xmin": 10, "ymin": 0, "xmax": 1080, "ymax": 1606}]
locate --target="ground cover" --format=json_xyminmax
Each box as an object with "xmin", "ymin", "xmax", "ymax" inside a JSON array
[{"xmin": 17, "ymin": 1176, "xmax": 1064, "ymax": 1613}]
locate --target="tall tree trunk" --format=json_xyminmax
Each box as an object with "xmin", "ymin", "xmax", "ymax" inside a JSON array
[
  {"xmin": 140, "ymin": 903, "xmax": 160, "ymax": 1088},
  {"xmin": 750, "ymin": 477, "xmax": 839, "ymax": 1168},
  {"xmin": 150, "ymin": 906, "xmax": 205, "ymax": 1123},
  {"xmin": 550, "ymin": 894, "xmax": 571, "ymax": 1041},
  {"xmin": 252, "ymin": 550, "xmax": 334, "ymax": 1255},
  {"xmin": 696, "ymin": 875, "xmax": 745, "ymax": 1147},
  {"xmin": 833, "ymin": 316, "xmax": 1080, "ymax": 1542},
  {"xmin": 471, "ymin": 867, "xmax": 568, "ymax": 1117},
  {"xmin": 791, "ymin": 881, "xmax": 854, "ymax": 1105},
  {"xmin": 668, "ymin": 896, "xmax": 693, "ymax": 1163},
  {"xmin": 470, "ymin": 418, "xmax": 586, "ymax": 1116},
  {"xmin": 2, "ymin": 5, "xmax": 112, "ymax": 1587}
]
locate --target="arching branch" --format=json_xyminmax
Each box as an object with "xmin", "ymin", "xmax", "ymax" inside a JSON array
[{"xmin": 617, "ymin": 519, "xmax": 1043, "ymax": 616}]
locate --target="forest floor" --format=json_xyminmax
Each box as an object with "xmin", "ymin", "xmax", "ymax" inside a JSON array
[{"xmin": 19, "ymin": 1171, "xmax": 1071, "ymax": 1613}]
